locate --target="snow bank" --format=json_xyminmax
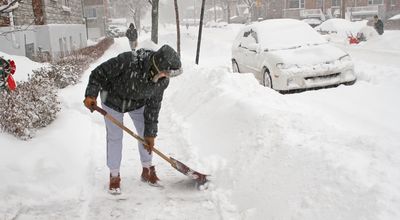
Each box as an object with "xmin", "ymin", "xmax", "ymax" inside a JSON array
[{"xmin": 163, "ymin": 63, "xmax": 400, "ymax": 219}]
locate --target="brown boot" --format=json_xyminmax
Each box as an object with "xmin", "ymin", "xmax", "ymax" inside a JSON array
[
  {"xmin": 109, "ymin": 174, "xmax": 121, "ymax": 194},
  {"xmin": 141, "ymin": 166, "xmax": 161, "ymax": 186}
]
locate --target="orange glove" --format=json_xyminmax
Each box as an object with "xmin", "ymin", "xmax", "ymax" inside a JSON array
[
  {"xmin": 144, "ymin": 136, "xmax": 155, "ymax": 154},
  {"xmin": 83, "ymin": 96, "xmax": 97, "ymax": 112}
]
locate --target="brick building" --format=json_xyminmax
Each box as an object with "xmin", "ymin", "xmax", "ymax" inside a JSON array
[{"xmin": 0, "ymin": 0, "xmax": 87, "ymax": 60}]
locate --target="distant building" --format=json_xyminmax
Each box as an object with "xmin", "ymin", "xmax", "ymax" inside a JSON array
[
  {"xmin": 83, "ymin": 0, "xmax": 107, "ymax": 39},
  {"xmin": 259, "ymin": 0, "xmax": 400, "ymax": 21},
  {"xmin": 0, "ymin": 0, "xmax": 87, "ymax": 61}
]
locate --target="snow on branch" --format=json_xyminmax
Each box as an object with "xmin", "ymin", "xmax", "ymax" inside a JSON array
[{"xmin": 0, "ymin": 0, "xmax": 21, "ymax": 13}]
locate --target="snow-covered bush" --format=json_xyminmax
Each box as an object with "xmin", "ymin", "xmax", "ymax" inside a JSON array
[
  {"xmin": 0, "ymin": 70, "xmax": 60, "ymax": 140},
  {"xmin": 0, "ymin": 38, "xmax": 114, "ymax": 140},
  {"xmin": 48, "ymin": 55, "xmax": 89, "ymax": 89}
]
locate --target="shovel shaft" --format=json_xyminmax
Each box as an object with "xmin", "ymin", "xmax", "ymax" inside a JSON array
[{"xmin": 92, "ymin": 105, "xmax": 174, "ymax": 166}]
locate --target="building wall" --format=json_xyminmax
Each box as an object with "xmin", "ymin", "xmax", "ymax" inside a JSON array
[
  {"xmin": 1, "ymin": 0, "xmax": 87, "ymax": 60},
  {"xmin": 12, "ymin": 0, "xmax": 36, "ymax": 26},
  {"xmin": 35, "ymin": 24, "xmax": 87, "ymax": 59},
  {"xmin": 0, "ymin": 26, "xmax": 36, "ymax": 57},
  {"xmin": 42, "ymin": 0, "xmax": 84, "ymax": 24},
  {"xmin": 262, "ymin": 0, "xmax": 400, "ymax": 20},
  {"xmin": 266, "ymin": 0, "xmax": 284, "ymax": 19},
  {"xmin": 83, "ymin": 0, "xmax": 106, "ymax": 39}
]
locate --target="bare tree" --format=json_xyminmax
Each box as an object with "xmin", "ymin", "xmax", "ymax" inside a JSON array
[
  {"xmin": 0, "ymin": 0, "xmax": 21, "ymax": 13},
  {"xmin": 341, "ymin": 0, "xmax": 346, "ymax": 19},
  {"xmin": 148, "ymin": 0, "xmax": 159, "ymax": 44},
  {"xmin": 242, "ymin": 0, "xmax": 256, "ymax": 21},
  {"xmin": 174, "ymin": 0, "xmax": 181, "ymax": 56},
  {"xmin": 126, "ymin": 0, "xmax": 149, "ymax": 34}
]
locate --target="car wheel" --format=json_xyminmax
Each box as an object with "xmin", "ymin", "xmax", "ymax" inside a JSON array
[
  {"xmin": 344, "ymin": 79, "xmax": 356, "ymax": 86},
  {"xmin": 263, "ymin": 68, "xmax": 272, "ymax": 88},
  {"xmin": 232, "ymin": 59, "xmax": 240, "ymax": 73}
]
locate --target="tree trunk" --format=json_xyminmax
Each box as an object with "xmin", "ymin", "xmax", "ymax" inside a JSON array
[
  {"xmin": 195, "ymin": 0, "xmax": 206, "ymax": 65},
  {"xmin": 174, "ymin": 0, "xmax": 181, "ymax": 56},
  {"xmin": 341, "ymin": 0, "xmax": 346, "ymax": 19},
  {"xmin": 32, "ymin": 0, "xmax": 44, "ymax": 25},
  {"xmin": 151, "ymin": 0, "xmax": 159, "ymax": 44},
  {"xmin": 227, "ymin": 0, "xmax": 231, "ymax": 24}
]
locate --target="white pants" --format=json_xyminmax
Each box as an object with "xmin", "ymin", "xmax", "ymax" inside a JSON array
[{"xmin": 102, "ymin": 103, "xmax": 152, "ymax": 176}]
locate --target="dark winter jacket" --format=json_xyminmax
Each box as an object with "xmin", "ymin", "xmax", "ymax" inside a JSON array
[
  {"xmin": 374, "ymin": 19, "xmax": 384, "ymax": 35},
  {"xmin": 126, "ymin": 27, "xmax": 138, "ymax": 41},
  {"xmin": 85, "ymin": 49, "xmax": 169, "ymax": 137}
]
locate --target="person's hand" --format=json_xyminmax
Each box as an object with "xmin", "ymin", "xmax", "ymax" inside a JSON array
[
  {"xmin": 83, "ymin": 96, "xmax": 97, "ymax": 112},
  {"xmin": 144, "ymin": 136, "xmax": 155, "ymax": 154}
]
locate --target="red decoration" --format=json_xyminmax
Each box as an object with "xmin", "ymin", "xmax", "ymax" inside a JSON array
[
  {"xmin": 9, "ymin": 60, "xmax": 16, "ymax": 75},
  {"xmin": 7, "ymin": 74, "xmax": 16, "ymax": 91}
]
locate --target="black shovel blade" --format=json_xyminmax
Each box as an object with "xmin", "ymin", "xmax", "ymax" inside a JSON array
[{"xmin": 170, "ymin": 157, "xmax": 208, "ymax": 185}]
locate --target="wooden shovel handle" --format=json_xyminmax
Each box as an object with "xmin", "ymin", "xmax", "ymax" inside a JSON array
[{"xmin": 92, "ymin": 105, "xmax": 175, "ymax": 166}]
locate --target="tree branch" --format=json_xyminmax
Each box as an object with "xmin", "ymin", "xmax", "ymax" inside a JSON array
[{"xmin": 0, "ymin": 0, "xmax": 21, "ymax": 13}]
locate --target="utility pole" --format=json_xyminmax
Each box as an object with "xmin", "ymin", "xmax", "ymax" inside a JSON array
[
  {"xmin": 195, "ymin": 0, "xmax": 205, "ymax": 65},
  {"xmin": 213, "ymin": 0, "xmax": 216, "ymax": 22}
]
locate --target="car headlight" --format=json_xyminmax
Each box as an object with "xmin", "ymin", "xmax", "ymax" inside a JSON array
[{"xmin": 339, "ymin": 54, "xmax": 352, "ymax": 62}]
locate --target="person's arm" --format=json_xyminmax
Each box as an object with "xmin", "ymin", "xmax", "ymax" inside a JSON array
[
  {"xmin": 85, "ymin": 53, "xmax": 128, "ymax": 98},
  {"xmin": 143, "ymin": 91, "xmax": 164, "ymax": 138},
  {"xmin": 133, "ymin": 29, "xmax": 138, "ymax": 41}
]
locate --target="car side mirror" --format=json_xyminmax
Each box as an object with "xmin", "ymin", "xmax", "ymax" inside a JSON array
[{"xmin": 248, "ymin": 43, "xmax": 260, "ymax": 53}]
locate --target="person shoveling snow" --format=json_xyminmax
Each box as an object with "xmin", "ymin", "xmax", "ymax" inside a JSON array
[{"xmin": 83, "ymin": 45, "xmax": 207, "ymax": 194}]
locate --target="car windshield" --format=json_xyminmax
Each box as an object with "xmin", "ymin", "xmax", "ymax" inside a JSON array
[{"xmin": 251, "ymin": 19, "xmax": 327, "ymax": 51}]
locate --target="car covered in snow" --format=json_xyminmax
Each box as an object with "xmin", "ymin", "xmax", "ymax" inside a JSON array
[{"xmin": 231, "ymin": 19, "xmax": 357, "ymax": 92}]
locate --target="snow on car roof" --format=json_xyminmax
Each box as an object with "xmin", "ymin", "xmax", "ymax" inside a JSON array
[
  {"xmin": 314, "ymin": 18, "xmax": 367, "ymax": 36},
  {"xmin": 248, "ymin": 19, "xmax": 327, "ymax": 51}
]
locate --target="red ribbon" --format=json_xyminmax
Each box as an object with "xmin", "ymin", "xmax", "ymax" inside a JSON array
[{"xmin": 7, "ymin": 74, "xmax": 16, "ymax": 91}]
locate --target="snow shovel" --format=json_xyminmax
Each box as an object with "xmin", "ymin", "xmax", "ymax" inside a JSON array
[{"xmin": 92, "ymin": 105, "xmax": 208, "ymax": 186}]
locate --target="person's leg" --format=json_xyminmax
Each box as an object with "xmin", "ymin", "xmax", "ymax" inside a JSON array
[
  {"xmin": 128, "ymin": 107, "xmax": 161, "ymax": 185},
  {"xmin": 102, "ymin": 103, "xmax": 124, "ymax": 177},
  {"xmin": 128, "ymin": 106, "xmax": 152, "ymax": 168}
]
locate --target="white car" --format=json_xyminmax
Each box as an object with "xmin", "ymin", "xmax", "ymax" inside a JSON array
[{"xmin": 231, "ymin": 19, "xmax": 356, "ymax": 92}]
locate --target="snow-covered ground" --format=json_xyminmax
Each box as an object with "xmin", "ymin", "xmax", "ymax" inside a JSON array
[{"xmin": 1, "ymin": 24, "xmax": 400, "ymax": 220}]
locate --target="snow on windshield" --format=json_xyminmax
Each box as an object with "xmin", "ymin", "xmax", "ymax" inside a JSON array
[{"xmin": 251, "ymin": 19, "xmax": 327, "ymax": 51}]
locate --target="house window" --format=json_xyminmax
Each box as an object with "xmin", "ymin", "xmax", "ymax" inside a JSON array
[
  {"xmin": 63, "ymin": 37, "xmax": 68, "ymax": 55},
  {"xmin": 332, "ymin": 0, "xmax": 341, "ymax": 7},
  {"xmin": 391, "ymin": 0, "xmax": 396, "ymax": 6},
  {"xmin": 63, "ymin": 0, "xmax": 70, "ymax": 7},
  {"xmin": 59, "ymin": 38, "xmax": 64, "ymax": 58},
  {"xmin": 79, "ymin": 33, "xmax": 83, "ymax": 48},
  {"xmin": 85, "ymin": 8, "xmax": 97, "ymax": 19},
  {"xmin": 288, "ymin": 0, "xmax": 305, "ymax": 9},
  {"xmin": 368, "ymin": 0, "xmax": 383, "ymax": 4},
  {"xmin": 70, "ymin": 36, "xmax": 74, "ymax": 51}
]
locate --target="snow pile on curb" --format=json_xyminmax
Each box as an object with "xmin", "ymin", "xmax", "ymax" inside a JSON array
[{"xmin": 163, "ymin": 65, "xmax": 400, "ymax": 219}]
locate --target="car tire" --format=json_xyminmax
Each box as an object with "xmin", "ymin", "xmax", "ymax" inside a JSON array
[
  {"xmin": 263, "ymin": 68, "xmax": 273, "ymax": 88},
  {"xmin": 344, "ymin": 79, "xmax": 356, "ymax": 86},
  {"xmin": 232, "ymin": 59, "xmax": 240, "ymax": 73}
]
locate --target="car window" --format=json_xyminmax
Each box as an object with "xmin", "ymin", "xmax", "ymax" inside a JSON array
[{"xmin": 251, "ymin": 31, "xmax": 259, "ymax": 44}]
